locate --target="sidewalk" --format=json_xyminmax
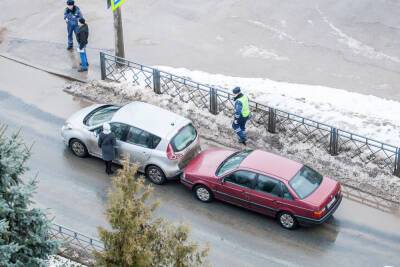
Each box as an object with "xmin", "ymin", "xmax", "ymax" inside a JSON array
[{"xmin": 0, "ymin": 37, "xmax": 109, "ymax": 83}]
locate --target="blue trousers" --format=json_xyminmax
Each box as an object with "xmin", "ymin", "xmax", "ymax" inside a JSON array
[
  {"xmin": 67, "ymin": 23, "xmax": 79, "ymax": 47},
  {"xmin": 79, "ymin": 47, "xmax": 88, "ymax": 70},
  {"xmin": 232, "ymin": 116, "xmax": 249, "ymax": 142}
]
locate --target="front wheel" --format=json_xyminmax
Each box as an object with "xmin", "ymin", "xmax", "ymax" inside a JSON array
[
  {"xmin": 146, "ymin": 165, "xmax": 167, "ymax": 185},
  {"xmin": 194, "ymin": 185, "xmax": 213, "ymax": 203},
  {"xmin": 277, "ymin": 212, "xmax": 298, "ymax": 230},
  {"xmin": 69, "ymin": 139, "xmax": 88, "ymax": 158}
]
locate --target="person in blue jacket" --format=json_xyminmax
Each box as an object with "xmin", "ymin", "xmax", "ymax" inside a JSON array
[
  {"xmin": 64, "ymin": 0, "xmax": 83, "ymax": 50},
  {"xmin": 232, "ymin": 87, "xmax": 251, "ymax": 145}
]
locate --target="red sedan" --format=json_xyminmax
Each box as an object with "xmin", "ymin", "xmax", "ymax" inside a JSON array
[{"xmin": 181, "ymin": 148, "xmax": 342, "ymax": 229}]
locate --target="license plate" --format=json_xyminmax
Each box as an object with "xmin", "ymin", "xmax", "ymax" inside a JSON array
[{"xmin": 327, "ymin": 197, "xmax": 336, "ymax": 210}]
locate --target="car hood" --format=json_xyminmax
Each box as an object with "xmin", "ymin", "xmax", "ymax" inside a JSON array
[
  {"xmin": 65, "ymin": 104, "xmax": 105, "ymax": 127},
  {"xmin": 184, "ymin": 147, "xmax": 236, "ymax": 178},
  {"xmin": 302, "ymin": 176, "xmax": 340, "ymax": 209}
]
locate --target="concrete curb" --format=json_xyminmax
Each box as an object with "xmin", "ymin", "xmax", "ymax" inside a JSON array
[{"xmin": 0, "ymin": 53, "xmax": 87, "ymax": 83}]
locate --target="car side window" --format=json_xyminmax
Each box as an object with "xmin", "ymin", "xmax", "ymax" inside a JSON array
[
  {"xmin": 281, "ymin": 182, "xmax": 294, "ymax": 200},
  {"xmin": 126, "ymin": 126, "xmax": 160, "ymax": 149},
  {"xmin": 110, "ymin": 123, "xmax": 128, "ymax": 141},
  {"xmin": 224, "ymin": 171, "xmax": 257, "ymax": 189},
  {"xmin": 255, "ymin": 175, "xmax": 283, "ymax": 197}
]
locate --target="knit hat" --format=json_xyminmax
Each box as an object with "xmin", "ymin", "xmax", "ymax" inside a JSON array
[
  {"xmin": 232, "ymin": 87, "xmax": 241, "ymax": 94},
  {"xmin": 79, "ymin": 18, "xmax": 86, "ymax": 24},
  {"xmin": 67, "ymin": 0, "xmax": 75, "ymax": 5},
  {"xmin": 103, "ymin": 123, "xmax": 111, "ymax": 134}
]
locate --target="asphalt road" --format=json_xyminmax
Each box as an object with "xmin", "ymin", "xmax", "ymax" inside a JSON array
[
  {"xmin": 1, "ymin": 0, "xmax": 400, "ymax": 100},
  {"xmin": 1, "ymin": 58, "xmax": 400, "ymax": 267}
]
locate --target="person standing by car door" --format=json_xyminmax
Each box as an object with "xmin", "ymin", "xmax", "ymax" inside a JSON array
[
  {"xmin": 232, "ymin": 87, "xmax": 251, "ymax": 145},
  {"xmin": 98, "ymin": 123, "xmax": 116, "ymax": 175},
  {"xmin": 64, "ymin": 0, "xmax": 83, "ymax": 50}
]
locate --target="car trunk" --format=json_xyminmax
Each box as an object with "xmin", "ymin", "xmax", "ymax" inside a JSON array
[{"xmin": 303, "ymin": 177, "xmax": 340, "ymax": 211}]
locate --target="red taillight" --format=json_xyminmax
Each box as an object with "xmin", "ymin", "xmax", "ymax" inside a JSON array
[{"xmin": 166, "ymin": 144, "xmax": 183, "ymax": 160}]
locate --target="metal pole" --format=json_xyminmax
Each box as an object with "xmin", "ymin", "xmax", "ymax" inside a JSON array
[
  {"xmin": 100, "ymin": 52, "xmax": 106, "ymax": 80},
  {"xmin": 113, "ymin": 6, "xmax": 125, "ymax": 59}
]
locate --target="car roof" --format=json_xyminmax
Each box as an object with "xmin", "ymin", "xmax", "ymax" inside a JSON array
[
  {"xmin": 111, "ymin": 101, "xmax": 190, "ymax": 138},
  {"xmin": 240, "ymin": 150, "xmax": 303, "ymax": 181}
]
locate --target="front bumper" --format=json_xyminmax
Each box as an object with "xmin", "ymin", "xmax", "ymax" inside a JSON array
[{"xmin": 295, "ymin": 194, "xmax": 343, "ymax": 225}]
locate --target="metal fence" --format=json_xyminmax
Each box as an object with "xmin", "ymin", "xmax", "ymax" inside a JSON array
[
  {"xmin": 100, "ymin": 52, "xmax": 400, "ymax": 177},
  {"xmin": 50, "ymin": 223, "xmax": 104, "ymax": 264}
]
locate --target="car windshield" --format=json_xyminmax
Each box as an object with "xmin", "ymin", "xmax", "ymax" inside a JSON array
[
  {"xmin": 84, "ymin": 105, "xmax": 120, "ymax": 127},
  {"xmin": 289, "ymin": 166, "xmax": 323, "ymax": 199},
  {"xmin": 170, "ymin": 124, "xmax": 197, "ymax": 152},
  {"xmin": 216, "ymin": 150, "xmax": 252, "ymax": 176}
]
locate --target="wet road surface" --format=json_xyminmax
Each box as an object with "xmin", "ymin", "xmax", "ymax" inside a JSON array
[{"xmin": 1, "ymin": 58, "xmax": 400, "ymax": 267}]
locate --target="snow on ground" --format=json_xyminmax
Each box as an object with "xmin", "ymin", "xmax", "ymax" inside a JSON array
[
  {"xmin": 64, "ymin": 81, "xmax": 400, "ymax": 203},
  {"xmin": 48, "ymin": 255, "xmax": 85, "ymax": 267},
  {"xmin": 156, "ymin": 66, "xmax": 400, "ymax": 147},
  {"xmin": 239, "ymin": 45, "xmax": 289, "ymax": 61}
]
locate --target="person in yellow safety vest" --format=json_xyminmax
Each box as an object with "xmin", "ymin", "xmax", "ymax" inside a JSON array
[{"xmin": 232, "ymin": 87, "xmax": 251, "ymax": 145}]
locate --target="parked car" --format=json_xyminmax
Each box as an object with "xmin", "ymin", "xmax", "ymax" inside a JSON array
[
  {"xmin": 61, "ymin": 102, "xmax": 201, "ymax": 184},
  {"xmin": 181, "ymin": 148, "xmax": 342, "ymax": 229}
]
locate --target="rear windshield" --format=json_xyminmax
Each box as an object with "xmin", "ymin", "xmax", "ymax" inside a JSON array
[
  {"xmin": 170, "ymin": 124, "xmax": 197, "ymax": 152},
  {"xmin": 84, "ymin": 105, "xmax": 120, "ymax": 127},
  {"xmin": 289, "ymin": 166, "xmax": 323, "ymax": 199},
  {"xmin": 216, "ymin": 150, "xmax": 252, "ymax": 176}
]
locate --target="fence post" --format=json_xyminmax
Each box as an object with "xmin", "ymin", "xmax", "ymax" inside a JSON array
[
  {"xmin": 394, "ymin": 148, "xmax": 400, "ymax": 177},
  {"xmin": 153, "ymin": 69, "xmax": 161, "ymax": 94},
  {"xmin": 209, "ymin": 88, "xmax": 218, "ymax": 115},
  {"xmin": 100, "ymin": 52, "xmax": 106, "ymax": 80},
  {"xmin": 329, "ymin": 128, "xmax": 338, "ymax": 155},
  {"xmin": 268, "ymin": 107, "xmax": 276, "ymax": 133}
]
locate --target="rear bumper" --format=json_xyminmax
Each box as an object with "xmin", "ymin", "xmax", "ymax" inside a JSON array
[{"xmin": 295, "ymin": 194, "xmax": 342, "ymax": 225}]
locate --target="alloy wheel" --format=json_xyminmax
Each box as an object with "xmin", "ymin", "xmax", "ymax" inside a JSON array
[
  {"xmin": 196, "ymin": 186, "xmax": 211, "ymax": 202},
  {"xmin": 71, "ymin": 140, "xmax": 87, "ymax": 157},
  {"xmin": 280, "ymin": 213, "xmax": 296, "ymax": 229}
]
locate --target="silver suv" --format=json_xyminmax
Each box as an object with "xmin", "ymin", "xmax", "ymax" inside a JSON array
[{"xmin": 61, "ymin": 101, "xmax": 201, "ymax": 184}]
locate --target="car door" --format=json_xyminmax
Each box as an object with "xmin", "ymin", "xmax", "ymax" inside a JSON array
[
  {"xmin": 215, "ymin": 170, "xmax": 257, "ymax": 209},
  {"xmin": 86, "ymin": 126, "xmax": 103, "ymax": 157},
  {"xmin": 119, "ymin": 126, "xmax": 154, "ymax": 167},
  {"xmin": 247, "ymin": 174, "xmax": 283, "ymax": 216}
]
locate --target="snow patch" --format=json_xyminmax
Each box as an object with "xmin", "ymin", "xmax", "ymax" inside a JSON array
[
  {"xmin": 247, "ymin": 20, "xmax": 299, "ymax": 42},
  {"xmin": 317, "ymin": 7, "xmax": 400, "ymax": 64},
  {"xmin": 155, "ymin": 66, "xmax": 400, "ymax": 146},
  {"xmin": 48, "ymin": 255, "xmax": 85, "ymax": 267},
  {"xmin": 240, "ymin": 45, "xmax": 289, "ymax": 61}
]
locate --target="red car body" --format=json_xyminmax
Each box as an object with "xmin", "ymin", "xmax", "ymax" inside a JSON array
[{"xmin": 181, "ymin": 148, "xmax": 342, "ymax": 229}]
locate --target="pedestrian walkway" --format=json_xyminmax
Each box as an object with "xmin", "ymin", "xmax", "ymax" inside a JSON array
[{"xmin": 0, "ymin": 37, "xmax": 108, "ymax": 82}]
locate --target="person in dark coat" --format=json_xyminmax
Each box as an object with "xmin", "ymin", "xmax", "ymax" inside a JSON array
[
  {"xmin": 232, "ymin": 87, "xmax": 251, "ymax": 145},
  {"xmin": 98, "ymin": 123, "xmax": 116, "ymax": 175},
  {"xmin": 76, "ymin": 18, "xmax": 89, "ymax": 72},
  {"xmin": 64, "ymin": 0, "xmax": 83, "ymax": 50}
]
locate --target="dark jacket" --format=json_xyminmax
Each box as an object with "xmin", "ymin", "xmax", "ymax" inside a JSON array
[
  {"xmin": 77, "ymin": 24, "xmax": 89, "ymax": 49},
  {"xmin": 98, "ymin": 132, "xmax": 116, "ymax": 161},
  {"xmin": 64, "ymin": 6, "xmax": 82, "ymax": 26}
]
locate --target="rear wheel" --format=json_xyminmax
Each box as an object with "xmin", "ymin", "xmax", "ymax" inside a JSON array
[
  {"xmin": 69, "ymin": 139, "xmax": 88, "ymax": 158},
  {"xmin": 277, "ymin": 212, "xmax": 298, "ymax": 230},
  {"xmin": 146, "ymin": 165, "xmax": 167, "ymax": 185},
  {"xmin": 194, "ymin": 185, "xmax": 213, "ymax": 203}
]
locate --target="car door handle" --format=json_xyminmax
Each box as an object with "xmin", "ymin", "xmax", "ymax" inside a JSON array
[{"xmin": 272, "ymin": 200, "xmax": 281, "ymax": 204}]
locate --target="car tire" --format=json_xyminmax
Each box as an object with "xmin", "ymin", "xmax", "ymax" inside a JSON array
[
  {"xmin": 145, "ymin": 165, "xmax": 167, "ymax": 185},
  {"xmin": 194, "ymin": 185, "xmax": 213, "ymax": 203},
  {"xmin": 277, "ymin": 211, "xmax": 298, "ymax": 230},
  {"xmin": 69, "ymin": 139, "xmax": 88, "ymax": 158}
]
